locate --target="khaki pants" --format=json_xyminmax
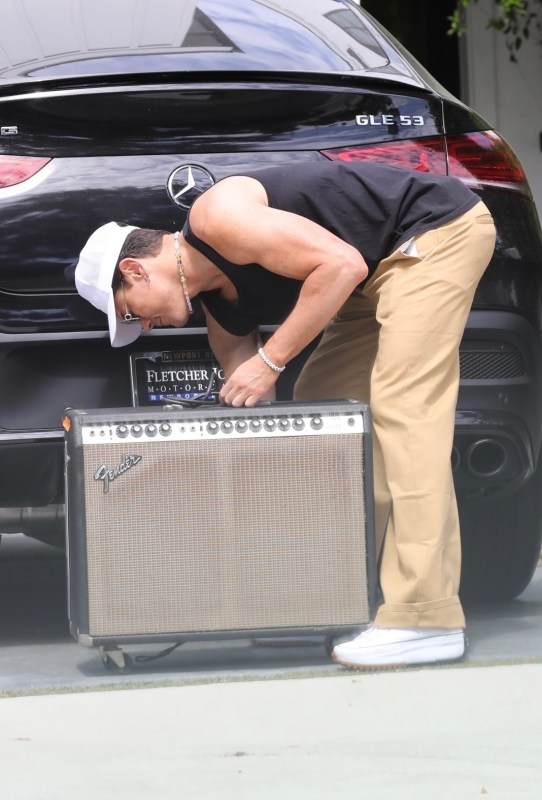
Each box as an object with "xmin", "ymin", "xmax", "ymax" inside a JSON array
[{"xmin": 294, "ymin": 202, "xmax": 496, "ymax": 629}]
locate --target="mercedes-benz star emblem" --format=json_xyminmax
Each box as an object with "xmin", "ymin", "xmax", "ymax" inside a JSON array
[{"xmin": 167, "ymin": 164, "xmax": 215, "ymax": 209}]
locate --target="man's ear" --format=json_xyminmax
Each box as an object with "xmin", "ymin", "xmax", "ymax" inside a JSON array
[{"xmin": 118, "ymin": 258, "xmax": 147, "ymax": 282}]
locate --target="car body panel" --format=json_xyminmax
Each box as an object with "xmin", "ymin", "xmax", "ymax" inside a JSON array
[{"xmin": 0, "ymin": 0, "xmax": 541, "ymax": 599}]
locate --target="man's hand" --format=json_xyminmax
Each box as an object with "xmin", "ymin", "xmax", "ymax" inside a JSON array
[
  {"xmin": 204, "ymin": 310, "xmax": 277, "ymax": 407},
  {"xmin": 219, "ymin": 353, "xmax": 278, "ymax": 407}
]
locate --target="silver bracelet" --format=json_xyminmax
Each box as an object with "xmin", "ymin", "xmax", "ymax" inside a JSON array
[{"xmin": 257, "ymin": 347, "xmax": 285, "ymax": 373}]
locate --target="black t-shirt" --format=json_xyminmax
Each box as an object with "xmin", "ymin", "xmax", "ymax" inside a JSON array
[{"xmin": 183, "ymin": 161, "xmax": 480, "ymax": 335}]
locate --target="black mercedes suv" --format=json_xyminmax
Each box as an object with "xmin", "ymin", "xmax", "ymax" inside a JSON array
[{"xmin": 1, "ymin": 0, "xmax": 541, "ymax": 601}]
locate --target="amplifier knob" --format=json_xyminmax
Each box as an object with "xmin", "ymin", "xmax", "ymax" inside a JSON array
[
  {"xmin": 235, "ymin": 420, "xmax": 248, "ymax": 433},
  {"xmin": 131, "ymin": 424, "xmax": 143, "ymax": 437},
  {"xmin": 249, "ymin": 419, "xmax": 262, "ymax": 432},
  {"xmin": 264, "ymin": 418, "xmax": 276, "ymax": 432},
  {"xmin": 206, "ymin": 421, "xmax": 219, "ymax": 435},
  {"xmin": 115, "ymin": 424, "xmax": 129, "ymax": 439},
  {"xmin": 292, "ymin": 417, "xmax": 305, "ymax": 431},
  {"xmin": 278, "ymin": 418, "xmax": 290, "ymax": 431},
  {"xmin": 145, "ymin": 424, "xmax": 158, "ymax": 437},
  {"xmin": 310, "ymin": 415, "xmax": 323, "ymax": 430},
  {"xmin": 159, "ymin": 423, "xmax": 172, "ymax": 436},
  {"xmin": 221, "ymin": 421, "xmax": 234, "ymax": 434}
]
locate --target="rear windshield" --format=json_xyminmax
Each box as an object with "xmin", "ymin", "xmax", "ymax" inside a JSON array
[{"xmin": 0, "ymin": 0, "xmax": 419, "ymax": 86}]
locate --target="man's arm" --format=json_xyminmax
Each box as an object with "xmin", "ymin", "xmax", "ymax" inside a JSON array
[
  {"xmin": 193, "ymin": 175, "xmax": 368, "ymax": 406},
  {"xmin": 204, "ymin": 308, "xmax": 277, "ymax": 403}
]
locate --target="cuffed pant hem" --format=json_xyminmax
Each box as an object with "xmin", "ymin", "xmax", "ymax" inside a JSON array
[{"xmin": 374, "ymin": 595, "xmax": 466, "ymax": 629}]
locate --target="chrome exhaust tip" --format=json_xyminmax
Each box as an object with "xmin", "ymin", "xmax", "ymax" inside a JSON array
[{"xmin": 465, "ymin": 438, "xmax": 508, "ymax": 478}]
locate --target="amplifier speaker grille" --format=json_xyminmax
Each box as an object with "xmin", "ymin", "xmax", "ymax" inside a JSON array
[{"xmin": 66, "ymin": 403, "xmax": 374, "ymax": 642}]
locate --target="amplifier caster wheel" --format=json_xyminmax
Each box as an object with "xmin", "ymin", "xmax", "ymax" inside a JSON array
[
  {"xmin": 324, "ymin": 635, "xmax": 336, "ymax": 657},
  {"xmin": 101, "ymin": 646, "xmax": 133, "ymax": 673}
]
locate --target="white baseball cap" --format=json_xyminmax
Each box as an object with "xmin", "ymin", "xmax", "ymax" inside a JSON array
[{"xmin": 75, "ymin": 221, "xmax": 141, "ymax": 347}]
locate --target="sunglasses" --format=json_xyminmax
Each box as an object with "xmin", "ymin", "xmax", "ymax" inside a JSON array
[{"xmin": 119, "ymin": 282, "xmax": 140, "ymax": 323}]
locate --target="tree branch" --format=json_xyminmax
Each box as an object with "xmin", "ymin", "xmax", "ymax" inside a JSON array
[{"xmin": 448, "ymin": 0, "xmax": 542, "ymax": 60}]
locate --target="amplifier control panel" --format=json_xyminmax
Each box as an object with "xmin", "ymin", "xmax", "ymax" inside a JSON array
[{"xmin": 80, "ymin": 408, "xmax": 365, "ymax": 444}]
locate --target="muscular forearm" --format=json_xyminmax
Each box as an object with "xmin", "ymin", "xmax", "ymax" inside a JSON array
[
  {"xmin": 208, "ymin": 327, "xmax": 259, "ymax": 379},
  {"xmin": 259, "ymin": 259, "xmax": 365, "ymax": 369}
]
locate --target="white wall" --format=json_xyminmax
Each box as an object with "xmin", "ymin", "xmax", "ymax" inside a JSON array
[{"xmin": 464, "ymin": 0, "xmax": 542, "ymax": 216}]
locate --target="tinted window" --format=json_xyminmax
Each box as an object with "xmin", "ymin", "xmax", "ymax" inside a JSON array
[{"xmin": 0, "ymin": 0, "xmax": 418, "ymax": 82}]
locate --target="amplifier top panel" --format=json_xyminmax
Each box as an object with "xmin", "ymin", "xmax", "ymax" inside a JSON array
[{"xmin": 64, "ymin": 400, "xmax": 368, "ymax": 445}]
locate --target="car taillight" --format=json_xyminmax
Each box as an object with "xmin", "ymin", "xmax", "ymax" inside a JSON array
[
  {"xmin": 321, "ymin": 130, "xmax": 531, "ymax": 197},
  {"xmin": 0, "ymin": 155, "xmax": 51, "ymax": 188},
  {"xmin": 321, "ymin": 136, "xmax": 448, "ymax": 174},
  {"xmin": 446, "ymin": 131, "xmax": 530, "ymax": 196}
]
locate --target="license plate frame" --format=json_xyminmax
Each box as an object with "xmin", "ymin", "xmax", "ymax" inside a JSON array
[{"xmin": 129, "ymin": 349, "xmax": 224, "ymax": 406}]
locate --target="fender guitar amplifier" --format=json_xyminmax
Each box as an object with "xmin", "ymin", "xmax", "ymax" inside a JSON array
[{"xmin": 64, "ymin": 400, "xmax": 376, "ymax": 654}]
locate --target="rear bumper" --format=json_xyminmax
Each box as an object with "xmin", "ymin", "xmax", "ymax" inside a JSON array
[
  {"xmin": 453, "ymin": 310, "xmax": 542, "ymax": 495},
  {"xmin": 0, "ymin": 309, "xmax": 541, "ymax": 537}
]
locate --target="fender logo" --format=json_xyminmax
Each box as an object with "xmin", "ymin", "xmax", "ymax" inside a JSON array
[{"xmin": 94, "ymin": 454, "xmax": 142, "ymax": 493}]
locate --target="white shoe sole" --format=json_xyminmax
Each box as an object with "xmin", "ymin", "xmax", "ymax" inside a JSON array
[{"xmin": 332, "ymin": 631, "xmax": 466, "ymax": 669}]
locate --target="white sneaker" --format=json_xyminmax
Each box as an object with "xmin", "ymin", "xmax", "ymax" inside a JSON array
[{"xmin": 332, "ymin": 626, "xmax": 466, "ymax": 669}]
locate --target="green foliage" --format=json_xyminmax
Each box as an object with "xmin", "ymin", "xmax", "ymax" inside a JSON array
[{"xmin": 448, "ymin": 0, "xmax": 542, "ymax": 60}]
